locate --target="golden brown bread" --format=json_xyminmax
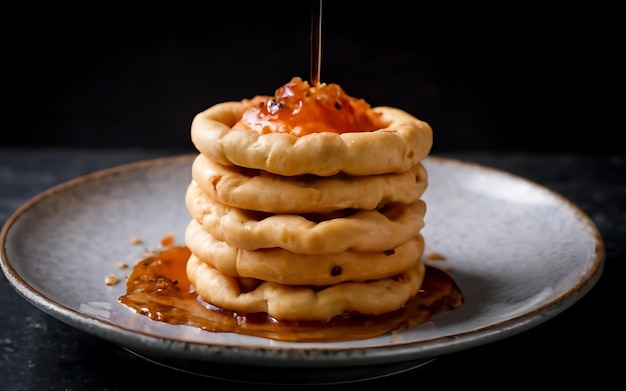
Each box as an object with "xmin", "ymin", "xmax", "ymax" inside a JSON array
[
  {"xmin": 191, "ymin": 102, "xmax": 432, "ymax": 177},
  {"xmin": 185, "ymin": 180, "xmax": 426, "ymax": 254},
  {"xmin": 191, "ymin": 153, "xmax": 428, "ymax": 214},
  {"xmin": 186, "ymin": 254, "xmax": 425, "ymax": 321},
  {"xmin": 185, "ymin": 218, "xmax": 425, "ymax": 285}
]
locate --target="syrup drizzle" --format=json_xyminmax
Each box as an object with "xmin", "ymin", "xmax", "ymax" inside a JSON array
[{"xmin": 310, "ymin": 0, "xmax": 322, "ymax": 86}]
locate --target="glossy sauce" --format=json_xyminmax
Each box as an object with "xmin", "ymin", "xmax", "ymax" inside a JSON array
[
  {"xmin": 310, "ymin": 0, "xmax": 322, "ymax": 86},
  {"xmin": 119, "ymin": 246, "xmax": 463, "ymax": 342},
  {"xmin": 233, "ymin": 77, "xmax": 389, "ymax": 137}
]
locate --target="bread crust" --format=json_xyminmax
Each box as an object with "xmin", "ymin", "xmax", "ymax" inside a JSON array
[
  {"xmin": 191, "ymin": 153, "xmax": 428, "ymax": 214},
  {"xmin": 186, "ymin": 254, "xmax": 425, "ymax": 321},
  {"xmin": 191, "ymin": 101, "xmax": 432, "ymax": 177}
]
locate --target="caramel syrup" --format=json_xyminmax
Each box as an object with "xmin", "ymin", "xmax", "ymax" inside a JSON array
[
  {"xmin": 119, "ymin": 246, "xmax": 463, "ymax": 342},
  {"xmin": 310, "ymin": 0, "xmax": 322, "ymax": 86}
]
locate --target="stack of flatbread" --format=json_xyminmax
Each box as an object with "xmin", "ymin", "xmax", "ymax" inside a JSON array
[{"xmin": 185, "ymin": 78, "xmax": 433, "ymax": 322}]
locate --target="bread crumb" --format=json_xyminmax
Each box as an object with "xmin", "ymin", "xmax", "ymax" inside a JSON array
[
  {"xmin": 105, "ymin": 274, "xmax": 119, "ymax": 286},
  {"xmin": 160, "ymin": 233, "xmax": 175, "ymax": 248},
  {"xmin": 117, "ymin": 262, "xmax": 128, "ymax": 269},
  {"xmin": 426, "ymin": 251, "xmax": 446, "ymax": 261},
  {"xmin": 130, "ymin": 237, "xmax": 143, "ymax": 245}
]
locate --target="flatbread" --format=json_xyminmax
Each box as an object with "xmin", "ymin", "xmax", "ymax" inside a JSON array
[
  {"xmin": 191, "ymin": 153, "xmax": 427, "ymax": 213},
  {"xmin": 185, "ymin": 218, "xmax": 424, "ymax": 285},
  {"xmin": 186, "ymin": 254, "xmax": 426, "ymax": 320},
  {"xmin": 190, "ymin": 101, "xmax": 432, "ymax": 176},
  {"xmin": 185, "ymin": 180, "xmax": 426, "ymax": 254}
]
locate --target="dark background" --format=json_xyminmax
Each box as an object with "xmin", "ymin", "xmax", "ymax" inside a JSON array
[
  {"xmin": 2, "ymin": 1, "xmax": 620, "ymax": 155},
  {"xmin": 0, "ymin": 3, "xmax": 624, "ymax": 388}
]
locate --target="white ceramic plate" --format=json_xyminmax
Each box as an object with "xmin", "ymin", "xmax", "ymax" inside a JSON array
[{"xmin": 0, "ymin": 154, "xmax": 604, "ymax": 384}]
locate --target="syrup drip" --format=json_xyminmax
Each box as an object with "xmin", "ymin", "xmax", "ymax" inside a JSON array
[
  {"xmin": 310, "ymin": 0, "xmax": 322, "ymax": 86},
  {"xmin": 119, "ymin": 246, "xmax": 463, "ymax": 342}
]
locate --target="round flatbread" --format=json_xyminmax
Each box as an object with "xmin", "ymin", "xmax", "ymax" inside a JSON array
[
  {"xmin": 191, "ymin": 153, "xmax": 428, "ymax": 214},
  {"xmin": 185, "ymin": 218, "xmax": 424, "ymax": 285},
  {"xmin": 186, "ymin": 254, "xmax": 426, "ymax": 321},
  {"xmin": 185, "ymin": 180, "xmax": 426, "ymax": 254},
  {"xmin": 190, "ymin": 101, "xmax": 432, "ymax": 176}
]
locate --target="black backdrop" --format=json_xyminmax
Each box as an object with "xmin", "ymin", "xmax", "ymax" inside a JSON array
[{"xmin": 2, "ymin": 1, "xmax": 620, "ymax": 155}]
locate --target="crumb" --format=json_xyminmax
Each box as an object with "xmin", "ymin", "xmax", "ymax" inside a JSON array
[
  {"xmin": 141, "ymin": 248, "xmax": 156, "ymax": 258},
  {"xmin": 426, "ymin": 251, "xmax": 446, "ymax": 261},
  {"xmin": 130, "ymin": 237, "xmax": 143, "ymax": 245},
  {"xmin": 105, "ymin": 274, "xmax": 119, "ymax": 286},
  {"xmin": 117, "ymin": 262, "xmax": 128, "ymax": 269},
  {"xmin": 160, "ymin": 233, "xmax": 175, "ymax": 248}
]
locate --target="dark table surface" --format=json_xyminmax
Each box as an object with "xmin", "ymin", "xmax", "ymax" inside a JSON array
[{"xmin": 1, "ymin": 148, "xmax": 624, "ymax": 390}]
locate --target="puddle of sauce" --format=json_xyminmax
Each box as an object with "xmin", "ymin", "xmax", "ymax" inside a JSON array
[{"xmin": 118, "ymin": 245, "xmax": 463, "ymax": 342}]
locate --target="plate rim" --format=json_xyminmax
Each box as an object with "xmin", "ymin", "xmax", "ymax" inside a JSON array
[{"xmin": 0, "ymin": 154, "xmax": 606, "ymax": 368}]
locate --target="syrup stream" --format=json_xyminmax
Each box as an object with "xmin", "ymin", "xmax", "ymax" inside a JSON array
[{"xmin": 310, "ymin": 0, "xmax": 322, "ymax": 86}]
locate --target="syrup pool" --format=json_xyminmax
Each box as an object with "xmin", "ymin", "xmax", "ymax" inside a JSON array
[{"xmin": 118, "ymin": 246, "xmax": 463, "ymax": 342}]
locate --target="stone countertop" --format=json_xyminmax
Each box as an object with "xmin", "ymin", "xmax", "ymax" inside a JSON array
[{"xmin": 1, "ymin": 148, "xmax": 623, "ymax": 389}]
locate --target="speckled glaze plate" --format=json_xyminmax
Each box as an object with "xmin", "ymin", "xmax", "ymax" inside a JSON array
[{"xmin": 0, "ymin": 154, "xmax": 604, "ymax": 384}]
